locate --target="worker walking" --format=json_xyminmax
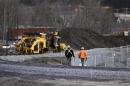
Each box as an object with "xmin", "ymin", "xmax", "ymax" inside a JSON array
[
  {"xmin": 65, "ymin": 45, "xmax": 75, "ymax": 65},
  {"xmin": 78, "ymin": 47, "xmax": 88, "ymax": 67}
]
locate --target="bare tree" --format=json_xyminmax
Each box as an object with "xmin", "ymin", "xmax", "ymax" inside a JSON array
[
  {"xmin": 0, "ymin": 0, "xmax": 20, "ymax": 40},
  {"xmin": 72, "ymin": 0, "xmax": 114, "ymax": 34},
  {"xmin": 0, "ymin": 0, "xmax": 115, "ymax": 37},
  {"xmin": 33, "ymin": 0, "xmax": 52, "ymax": 27}
]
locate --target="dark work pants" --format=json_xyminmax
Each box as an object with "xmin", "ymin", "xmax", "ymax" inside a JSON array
[
  {"xmin": 67, "ymin": 57, "xmax": 71, "ymax": 65},
  {"xmin": 81, "ymin": 58, "xmax": 85, "ymax": 67}
]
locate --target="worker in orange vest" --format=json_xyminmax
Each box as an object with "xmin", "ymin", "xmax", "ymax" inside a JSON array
[{"xmin": 78, "ymin": 47, "xmax": 88, "ymax": 67}]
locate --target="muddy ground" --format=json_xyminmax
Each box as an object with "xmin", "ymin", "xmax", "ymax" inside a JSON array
[
  {"xmin": 0, "ymin": 77, "xmax": 129, "ymax": 86},
  {"xmin": 0, "ymin": 56, "xmax": 130, "ymax": 86},
  {"xmin": 0, "ymin": 58, "xmax": 130, "ymax": 86}
]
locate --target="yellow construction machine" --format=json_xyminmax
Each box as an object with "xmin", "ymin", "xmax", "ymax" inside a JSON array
[{"xmin": 15, "ymin": 32, "xmax": 66, "ymax": 54}]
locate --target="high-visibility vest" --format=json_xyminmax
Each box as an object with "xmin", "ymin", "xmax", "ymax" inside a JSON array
[{"xmin": 78, "ymin": 50, "xmax": 88, "ymax": 59}]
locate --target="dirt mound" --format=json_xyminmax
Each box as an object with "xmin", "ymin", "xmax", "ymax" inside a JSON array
[{"xmin": 60, "ymin": 28, "xmax": 126, "ymax": 49}]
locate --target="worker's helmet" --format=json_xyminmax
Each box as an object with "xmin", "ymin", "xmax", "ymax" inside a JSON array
[
  {"xmin": 54, "ymin": 31, "xmax": 58, "ymax": 35},
  {"xmin": 67, "ymin": 45, "xmax": 71, "ymax": 49},
  {"xmin": 81, "ymin": 47, "xmax": 84, "ymax": 50}
]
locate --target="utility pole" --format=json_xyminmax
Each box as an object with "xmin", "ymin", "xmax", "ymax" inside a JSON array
[
  {"xmin": 124, "ymin": 8, "xmax": 128, "ymax": 21},
  {"xmin": 16, "ymin": 14, "xmax": 19, "ymax": 40},
  {"xmin": 3, "ymin": 0, "xmax": 8, "ymax": 55}
]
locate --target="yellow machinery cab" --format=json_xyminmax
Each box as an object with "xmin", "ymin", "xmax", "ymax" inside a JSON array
[
  {"xmin": 15, "ymin": 36, "xmax": 31, "ymax": 53},
  {"xmin": 30, "ymin": 33, "xmax": 47, "ymax": 54},
  {"xmin": 15, "ymin": 31, "xmax": 66, "ymax": 54},
  {"xmin": 15, "ymin": 32, "xmax": 47, "ymax": 54}
]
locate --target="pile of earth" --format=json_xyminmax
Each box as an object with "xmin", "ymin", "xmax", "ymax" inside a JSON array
[{"xmin": 60, "ymin": 28, "xmax": 127, "ymax": 49}]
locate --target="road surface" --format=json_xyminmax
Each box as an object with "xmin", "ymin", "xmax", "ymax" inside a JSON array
[{"xmin": 0, "ymin": 61, "xmax": 130, "ymax": 81}]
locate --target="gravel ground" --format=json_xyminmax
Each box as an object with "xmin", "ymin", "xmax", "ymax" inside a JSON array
[
  {"xmin": 0, "ymin": 77, "xmax": 130, "ymax": 86},
  {"xmin": 0, "ymin": 51, "xmax": 65, "ymax": 62}
]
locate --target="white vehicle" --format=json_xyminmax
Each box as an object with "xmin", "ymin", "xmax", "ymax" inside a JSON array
[{"xmin": 2, "ymin": 45, "xmax": 10, "ymax": 49}]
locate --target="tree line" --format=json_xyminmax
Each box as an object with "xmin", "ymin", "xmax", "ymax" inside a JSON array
[{"xmin": 0, "ymin": 0, "xmax": 115, "ymax": 40}]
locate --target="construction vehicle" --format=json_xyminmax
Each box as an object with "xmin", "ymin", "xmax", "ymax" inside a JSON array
[{"xmin": 15, "ymin": 32, "xmax": 66, "ymax": 54}]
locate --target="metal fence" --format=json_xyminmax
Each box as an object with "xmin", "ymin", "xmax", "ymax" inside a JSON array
[
  {"xmin": 0, "ymin": 43, "xmax": 130, "ymax": 68},
  {"xmin": 72, "ymin": 45, "xmax": 130, "ymax": 68}
]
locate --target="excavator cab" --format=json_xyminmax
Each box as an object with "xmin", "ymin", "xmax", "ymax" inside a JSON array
[
  {"xmin": 15, "ymin": 32, "xmax": 47, "ymax": 54},
  {"xmin": 30, "ymin": 36, "xmax": 47, "ymax": 54},
  {"xmin": 47, "ymin": 31, "xmax": 66, "ymax": 52},
  {"xmin": 15, "ymin": 36, "xmax": 31, "ymax": 53}
]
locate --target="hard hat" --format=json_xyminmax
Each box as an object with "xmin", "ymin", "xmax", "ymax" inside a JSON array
[
  {"xmin": 54, "ymin": 32, "xmax": 58, "ymax": 35},
  {"xmin": 81, "ymin": 47, "xmax": 84, "ymax": 50},
  {"xmin": 67, "ymin": 45, "xmax": 71, "ymax": 48}
]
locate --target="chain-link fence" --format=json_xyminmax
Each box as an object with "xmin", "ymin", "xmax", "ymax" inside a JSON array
[
  {"xmin": 0, "ymin": 41, "xmax": 130, "ymax": 68},
  {"xmin": 72, "ymin": 45, "xmax": 130, "ymax": 68}
]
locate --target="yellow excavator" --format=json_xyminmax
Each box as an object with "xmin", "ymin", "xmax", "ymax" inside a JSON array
[{"xmin": 15, "ymin": 32, "xmax": 66, "ymax": 54}]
